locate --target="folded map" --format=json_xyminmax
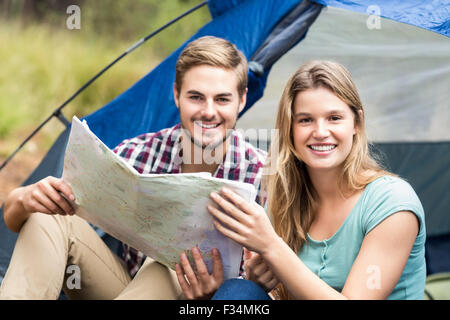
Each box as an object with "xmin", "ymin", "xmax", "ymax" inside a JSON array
[{"xmin": 62, "ymin": 116, "xmax": 257, "ymax": 279}]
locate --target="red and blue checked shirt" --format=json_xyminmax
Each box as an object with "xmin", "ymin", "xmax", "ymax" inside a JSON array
[{"xmin": 113, "ymin": 123, "xmax": 267, "ymax": 277}]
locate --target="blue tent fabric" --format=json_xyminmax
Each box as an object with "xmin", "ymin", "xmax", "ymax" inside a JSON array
[
  {"xmin": 83, "ymin": 0, "xmax": 305, "ymax": 150},
  {"xmin": 251, "ymin": 0, "xmax": 323, "ymax": 73},
  {"xmin": 207, "ymin": 0, "xmax": 246, "ymax": 18},
  {"xmin": 312, "ymin": 0, "xmax": 450, "ymax": 37}
]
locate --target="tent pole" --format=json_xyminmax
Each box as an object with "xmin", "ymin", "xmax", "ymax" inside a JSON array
[{"xmin": 0, "ymin": 1, "xmax": 208, "ymax": 172}]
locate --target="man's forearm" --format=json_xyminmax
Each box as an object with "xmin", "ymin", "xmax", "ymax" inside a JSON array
[{"xmin": 3, "ymin": 187, "xmax": 32, "ymax": 233}]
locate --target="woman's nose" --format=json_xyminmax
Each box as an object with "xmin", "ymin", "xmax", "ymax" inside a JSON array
[{"xmin": 312, "ymin": 120, "xmax": 330, "ymax": 139}]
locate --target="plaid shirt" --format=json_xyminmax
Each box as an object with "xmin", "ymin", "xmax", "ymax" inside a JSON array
[{"xmin": 113, "ymin": 123, "xmax": 267, "ymax": 277}]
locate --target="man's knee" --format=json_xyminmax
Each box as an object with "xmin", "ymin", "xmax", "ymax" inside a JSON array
[
  {"xmin": 16, "ymin": 212, "xmax": 73, "ymax": 255},
  {"xmin": 22, "ymin": 212, "xmax": 68, "ymax": 230},
  {"xmin": 115, "ymin": 259, "xmax": 182, "ymax": 300}
]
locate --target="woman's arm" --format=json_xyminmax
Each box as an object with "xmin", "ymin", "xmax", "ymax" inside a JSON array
[
  {"xmin": 340, "ymin": 211, "xmax": 419, "ymax": 299},
  {"xmin": 209, "ymin": 188, "xmax": 419, "ymax": 300}
]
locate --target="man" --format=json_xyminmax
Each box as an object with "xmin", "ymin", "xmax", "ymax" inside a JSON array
[{"xmin": 0, "ymin": 36, "xmax": 267, "ymax": 299}]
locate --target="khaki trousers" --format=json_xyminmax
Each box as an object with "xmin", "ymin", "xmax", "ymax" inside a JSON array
[{"xmin": 0, "ymin": 212, "xmax": 182, "ymax": 300}]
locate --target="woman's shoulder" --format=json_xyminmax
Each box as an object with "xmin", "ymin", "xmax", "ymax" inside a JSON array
[
  {"xmin": 366, "ymin": 175, "xmax": 419, "ymax": 201},
  {"xmin": 368, "ymin": 174, "xmax": 407, "ymax": 186},
  {"xmin": 361, "ymin": 174, "xmax": 425, "ymax": 235}
]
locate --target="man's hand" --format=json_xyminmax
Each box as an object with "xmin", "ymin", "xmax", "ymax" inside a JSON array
[
  {"xmin": 21, "ymin": 176, "xmax": 75, "ymax": 216},
  {"xmin": 244, "ymin": 248, "xmax": 279, "ymax": 292},
  {"xmin": 4, "ymin": 176, "xmax": 76, "ymax": 232},
  {"xmin": 175, "ymin": 247, "xmax": 224, "ymax": 300}
]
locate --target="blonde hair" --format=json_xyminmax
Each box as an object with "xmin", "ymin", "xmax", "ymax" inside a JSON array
[
  {"xmin": 175, "ymin": 36, "xmax": 248, "ymax": 97},
  {"xmin": 263, "ymin": 60, "xmax": 393, "ymax": 299}
]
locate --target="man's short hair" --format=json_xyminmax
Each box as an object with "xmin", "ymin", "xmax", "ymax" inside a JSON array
[{"xmin": 175, "ymin": 36, "xmax": 248, "ymax": 98}]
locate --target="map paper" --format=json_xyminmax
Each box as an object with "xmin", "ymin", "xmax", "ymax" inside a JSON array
[{"xmin": 62, "ymin": 116, "xmax": 257, "ymax": 279}]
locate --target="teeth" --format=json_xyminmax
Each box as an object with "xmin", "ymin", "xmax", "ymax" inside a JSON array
[
  {"xmin": 310, "ymin": 145, "xmax": 336, "ymax": 151},
  {"xmin": 195, "ymin": 122, "xmax": 219, "ymax": 129}
]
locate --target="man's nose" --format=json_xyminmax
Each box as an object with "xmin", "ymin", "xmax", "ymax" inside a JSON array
[{"xmin": 201, "ymin": 99, "xmax": 216, "ymax": 119}]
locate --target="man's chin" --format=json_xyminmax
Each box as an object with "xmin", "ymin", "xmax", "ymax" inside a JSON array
[{"xmin": 193, "ymin": 137, "xmax": 225, "ymax": 150}]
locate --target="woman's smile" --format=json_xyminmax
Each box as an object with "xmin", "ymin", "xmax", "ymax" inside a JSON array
[{"xmin": 307, "ymin": 143, "xmax": 338, "ymax": 156}]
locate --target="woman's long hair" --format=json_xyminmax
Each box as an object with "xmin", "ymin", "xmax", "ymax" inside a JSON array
[{"xmin": 262, "ymin": 61, "xmax": 393, "ymax": 299}]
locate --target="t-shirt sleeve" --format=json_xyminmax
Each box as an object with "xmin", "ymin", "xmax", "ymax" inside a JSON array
[{"xmin": 363, "ymin": 176, "xmax": 426, "ymax": 236}]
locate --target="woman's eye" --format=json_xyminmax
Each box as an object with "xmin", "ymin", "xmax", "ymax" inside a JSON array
[
  {"xmin": 330, "ymin": 115, "xmax": 342, "ymax": 121},
  {"xmin": 299, "ymin": 118, "xmax": 311, "ymax": 123}
]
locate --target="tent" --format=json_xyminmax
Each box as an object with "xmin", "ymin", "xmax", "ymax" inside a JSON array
[{"xmin": 1, "ymin": 0, "xmax": 449, "ymax": 295}]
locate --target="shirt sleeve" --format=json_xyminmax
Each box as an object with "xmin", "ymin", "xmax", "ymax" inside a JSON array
[
  {"xmin": 113, "ymin": 137, "xmax": 135, "ymax": 155},
  {"xmin": 111, "ymin": 133, "xmax": 157, "ymax": 174},
  {"xmin": 363, "ymin": 176, "xmax": 426, "ymax": 236}
]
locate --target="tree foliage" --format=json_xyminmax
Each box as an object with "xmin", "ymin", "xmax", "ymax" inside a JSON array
[
  {"xmin": 0, "ymin": 0, "xmax": 211, "ymax": 148},
  {"xmin": 0, "ymin": 0, "xmax": 211, "ymax": 56}
]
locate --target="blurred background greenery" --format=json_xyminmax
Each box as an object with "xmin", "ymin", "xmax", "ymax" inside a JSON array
[
  {"xmin": 0, "ymin": 0, "xmax": 210, "ymax": 200},
  {"xmin": 0, "ymin": 0, "xmax": 210, "ymax": 154}
]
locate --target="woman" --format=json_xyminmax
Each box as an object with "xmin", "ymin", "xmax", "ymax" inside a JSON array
[{"xmin": 206, "ymin": 60, "xmax": 426, "ymax": 300}]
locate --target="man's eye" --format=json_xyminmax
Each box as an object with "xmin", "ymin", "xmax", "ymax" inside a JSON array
[
  {"xmin": 190, "ymin": 96, "xmax": 201, "ymax": 101},
  {"xmin": 217, "ymin": 98, "xmax": 230, "ymax": 103}
]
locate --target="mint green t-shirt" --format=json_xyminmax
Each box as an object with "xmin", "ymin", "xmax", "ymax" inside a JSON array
[{"xmin": 298, "ymin": 176, "xmax": 426, "ymax": 300}]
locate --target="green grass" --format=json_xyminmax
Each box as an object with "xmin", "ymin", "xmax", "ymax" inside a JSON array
[
  {"xmin": 0, "ymin": 21, "xmax": 161, "ymax": 156},
  {"xmin": 0, "ymin": 0, "xmax": 211, "ymax": 158}
]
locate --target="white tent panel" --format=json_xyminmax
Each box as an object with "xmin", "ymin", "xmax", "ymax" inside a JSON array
[{"xmin": 237, "ymin": 7, "xmax": 450, "ymax": 142}]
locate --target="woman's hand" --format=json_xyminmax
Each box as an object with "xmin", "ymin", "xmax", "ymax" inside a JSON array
[
  {"xmin": 175, "ymin": 247, "xmax": 224, "ymax": 300},
  {"xmin": 244, "ymin": 248, "xmax": 279, "ymax": 292},
  {"xmin": 207, "ymin": 187, "xmax": 280, "ymax": 255}
]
